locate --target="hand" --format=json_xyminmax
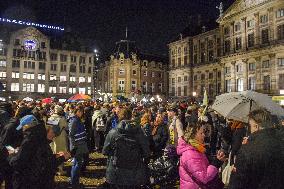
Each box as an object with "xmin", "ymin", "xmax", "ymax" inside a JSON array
[
  {"xmin": 63, "ymin": 152, "xmax": 71, "ymax": 160},
  {"xmin": 56, "ymin": 151, "xmax": 65, "ymax": 158},
  {"xmin": 216, "ymin": 150, "xmax": 227, "ymax": 162},
  {"xmin": 242, "ymin": 137, "xmax": 249, "ymax": 145}
]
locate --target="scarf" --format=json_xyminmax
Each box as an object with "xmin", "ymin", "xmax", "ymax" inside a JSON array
[
  {"xmin": 231, "ymin": 121, "xmax": 244, "ymax": 130},
  {"xmin": 189, "ymin": 139, "xmax": 206, "ymax": 154}
]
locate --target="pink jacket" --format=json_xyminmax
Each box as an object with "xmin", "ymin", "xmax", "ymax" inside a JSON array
[{"xmin": 177, "ymin": 138, "xmax": 218, "ymax": 189}]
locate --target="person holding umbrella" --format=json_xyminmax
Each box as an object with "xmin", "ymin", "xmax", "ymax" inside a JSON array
[{"xmin": 229, "ymin": 109, "xmax": 284, "ymax": 189}]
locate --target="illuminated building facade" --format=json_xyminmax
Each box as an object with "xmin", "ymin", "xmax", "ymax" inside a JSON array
[
  {"xmin": 0, "ymin": 27, "xmax": 95, "ymax": 100},
  {"xmin": 96, "ymin": 39, "xmax": 168, "ymax": 98},
  {"xmin": 169, "ymin": 0, "xmax": 284, "ymax": 99}
]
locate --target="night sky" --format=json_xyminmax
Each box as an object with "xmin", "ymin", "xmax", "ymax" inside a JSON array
[{"xmin": 0, "ymin": 0, "xmax": 235, "ymax": 57}]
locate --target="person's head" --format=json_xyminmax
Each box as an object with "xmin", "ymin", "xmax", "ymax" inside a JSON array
[
  {"xmin": 167, "ymin": 108, "xmax": 178, "ymax": 118},
  {"xmin": 54, "ymin": 105, "xmax": 64, "ymax": 116},
  {"xmin": 74, "ymin": 105, "xmax": 84, "ymax": 118},
  {"xmin": 114, "ymin": 105, "xmax": 122, "ymax": 114},
  {"xmin": 184, "ymin": 122, "xmax": 205, "ymax": 144},
  {"xmin": 248, "ymin": 109, "xmax": 273, "ymax": 133},
  {"xmin": 117, "ymin": 108, "xmax": 132, "ymax": 121},
  {"xmin": 46, "ymin": 125, "xmax": 56, "ymax": 141},
  {"xmin": 140, "ymin": 112, "xmax": 151, "ymax": 125},
  {"xmin": 154, "ymin": 113, "xmax": 164, "ymax": 125}
]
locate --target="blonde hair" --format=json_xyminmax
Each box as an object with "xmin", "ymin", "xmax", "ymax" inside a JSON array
[{"xmin": 184, "ymin": 122, "xmax": 203, "ymax": 143}]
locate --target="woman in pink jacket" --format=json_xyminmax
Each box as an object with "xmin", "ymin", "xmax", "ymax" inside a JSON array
[{"xmin": 176, "ymin": 122, "xmax": 226, "ymax": 189}]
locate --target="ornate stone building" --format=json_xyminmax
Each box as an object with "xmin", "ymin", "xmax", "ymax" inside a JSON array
[
  {"xmin": 0, "ymin": 27, "xmax": 95, "ymax": 100},
  {"xmin": 96, "ymin": 39, "xmax": 168, "ymax": 98},
  {"xmin": 169, "ymin": 0, "xmax": 284, "ymax": 98}
]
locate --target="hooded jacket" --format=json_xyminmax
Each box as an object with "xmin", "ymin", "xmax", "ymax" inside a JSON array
[
  {"xmin": 177, "ymin": 138, "xmax": 219, "ymax": 189},
  {"xmin": 102, "ymin": 120, "xmax": 151, "ymax": 186}
]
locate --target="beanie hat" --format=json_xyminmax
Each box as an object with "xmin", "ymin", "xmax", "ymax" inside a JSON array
[{"xmin": 16, "ymin": 115, "xmax": 38, "ymax": 130}]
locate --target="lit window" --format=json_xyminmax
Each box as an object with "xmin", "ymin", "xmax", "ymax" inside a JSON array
[
  {"xmin": 60, "ymin": 76, "xmax": 67, "ymax": 82},
  {"xmin": 79, "ymin": 77, "xmax": 85, "ymax": 83},
  {"xmin": 59, "ymin": 87, "xmax": 67, "ymax": 93},
  {"xmin": 119, "ymin": 68, "xmax": 125, "ymax": 75},
  {"xmin": 38, "ymin": 84, "xmax": 45, "ymax": 93},
  {"xmin": 118, "ymin": 80, "xmax": 125, "ymax": 91},
  {"xmin": 88, "ymin": 77, "xmax": 92, "ymax": 83},
  {"xmin": 79, "ymin": 88, "xmax": 86, "ymax": 94},
  {"xmin": 23, "ymin": 83, "xmax": 34, "ymax": 92},
  {"xmin": 12, "ymin": 72, "xmax": 20, "ymax": 78},
  {"xmin": 247, "ymin": 20, "xmax": 254, "ymax": 28},
  {"xmin": 70, "ymin": 76, "xmax": 76, "ymax": 82},
  {"xmin": 276, "ymin": 9, "xmax": 284, "ymax": 18},
  {"xmin": 237, "ymin": 78, "xmax": 244, "ymax": 92},
  {"xmin": 69, "ymin": 88, "xmax": 76, "ymax": 94},
  {"xmin": 38, "ymin": 74, "xmax": 46, "ymax": 80},
  {"xmin": 23, "ymin": 73, "xmax": 34, "ymax": 80},
  {"xmin": 50, "ymin": 75, "xmax": 57, "ymax": 81},
  {"xmin": 0, "ymin": 72, "xmax": 6, "ymax": 78},
  {"xmin": 143, "ymin": 71, "xmax": 147, "ymax": 76},
  {"xmin": 131, "ymin": 80, "xmax": 136, "ymax": 90},
  {"xmin": 88, "ymin": 87, "xmax": 92, "ymax": 95},
  {"xmin": 0, "ymin": 60, "xmax": 6, "ymax": 67},
  {"xmin": 11, "ymin": 83, "xmax": 19, "ymax": 91},
  {"xmin": 152, "ymin": 72, "xmax": 155, "ymax": 77},
  {"xmin": 49, "ymin": 87, "xmax": 57, "ymax": 93}
]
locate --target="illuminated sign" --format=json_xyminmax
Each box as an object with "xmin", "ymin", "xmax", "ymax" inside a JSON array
[
  {"xmin": 24, "ymin": 40, "xmax": 37, "ymax": 50},
  {"xmin": 0, "ymin": 17, "xmax": 64, "ymax": 31}
]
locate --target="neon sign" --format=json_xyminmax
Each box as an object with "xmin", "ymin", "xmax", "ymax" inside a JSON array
[{"xmin": 0, "ymin": 17, "xmax": 64, "ymax": 31}]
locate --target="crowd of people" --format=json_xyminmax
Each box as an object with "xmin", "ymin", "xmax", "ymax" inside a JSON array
[{"xmin": 0, "ymin": 98, "xmax": 284, "ymax": 189}]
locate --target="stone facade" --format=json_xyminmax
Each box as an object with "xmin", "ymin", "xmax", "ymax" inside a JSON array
[
  {"xmin": 169, "ymin": 0, "xmax": 284, "ymax": 98},
  {"xmin": 0, "ymin": 27, "xmax": 94, "ymax": 101},
  {"xmin": 96, "ymin": 40, "xmax": 168, "ymax": 98}
]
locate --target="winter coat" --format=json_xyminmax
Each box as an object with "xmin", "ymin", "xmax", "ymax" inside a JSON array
[
  {"xmin": 68, "ymin": 115, "xmax": 89, "ymax": 157},
  {"xmin": 229, "ymin": 128, "xmax": 284, "ymax": 189},
  {"xmin": 151, "ymin": 124, "xmax": 169, "ymax": 155},
  {"xmin": 9, "ymin": 123, "xmax": 65, "ymax": 189},
  {"xmin": 50, "ymin": 114, "xmax": 68, "ymax": 153},
  {"xmin": 0, "ymin": 118, "xmax": 22, "ymax": 148},
  {"xmin": 177, "ymin": 138, "xmax": 219, "ymax": 189},
  {"xmin": 102, "ymin": 120, "xmax": 151, "ymax": 186},
  {"xmin": 168, "ymin": 116, "xmax": 182, "ymax": 146}
]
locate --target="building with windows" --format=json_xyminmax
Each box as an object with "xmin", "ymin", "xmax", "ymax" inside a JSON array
[
  {"xmin": 169, "ymin": 0, "xmax": 284, "ymax": 99},
  {"xmin": 96, "ymin": 39, "xmax": 168, "ymax": 98},
  {"xmin": 0, "ymin": 27, "xmax": 95, "ymax": 100}
]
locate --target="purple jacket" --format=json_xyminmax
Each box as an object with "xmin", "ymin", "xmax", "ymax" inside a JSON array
[{"xmin": 177, "ymin": 138, "xmax": 218, "ymax": 189}]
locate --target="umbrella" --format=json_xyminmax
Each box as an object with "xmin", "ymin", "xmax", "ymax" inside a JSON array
[
  {"xmin": 42, "ymin": 98, "xmax": 53, "ymax": 104},
  {"xmin": 212, "ymin": 91, "xmax": 284, "ymax": 123},
  {"xmin": 68, "ymin": 94, "xmax": 91, "ymax": 102},
  {"xmin": 23, "ymin": 97, "xmax": 33, "ymax": 102}
]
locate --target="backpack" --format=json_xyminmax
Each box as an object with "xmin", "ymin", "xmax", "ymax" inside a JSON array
[
  {"xmin": 112, "ymin": 128, "xmax": 141, "ymax": 169},
  {"xmin": 95, "ymin": 115, "xmax": 106, "ymax": 132}
]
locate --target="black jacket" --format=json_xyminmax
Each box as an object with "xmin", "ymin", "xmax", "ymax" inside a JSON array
[
  {"xmin": 229, "ymin": 128, "xmax": 284, "ymax": 189},
  {"xmin": 102, "ymin": 120, "xmax": 151, "ymax": 186},
  {"xmin": 151, "ymin": 124, "xmax": 169, "ymax": 154},
  {"xmin": 9, "ymin": 124, "xmax": 64, "ymax": 189}
]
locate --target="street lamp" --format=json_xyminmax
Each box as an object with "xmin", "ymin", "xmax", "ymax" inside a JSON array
[
  {"xmin": 94, "ymin": 49, "xmax": 98, "ymax": 53},
  {"xmin": 192, "ymin": 92, "xmax": 197, "ymax": 97}
]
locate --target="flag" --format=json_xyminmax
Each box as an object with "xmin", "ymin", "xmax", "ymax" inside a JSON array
[{"xmin": 202, "ymin": 88, "xmax": 208, "ymax": 106}]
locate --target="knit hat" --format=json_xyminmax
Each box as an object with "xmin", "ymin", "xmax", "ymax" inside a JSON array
[
  {"xmin": 54, "ymin": 105, "xmax": 64, "ymax": 114},
  {"xmin": 16, "ymin": 115, "xmax": 39, "ymax": 130}
]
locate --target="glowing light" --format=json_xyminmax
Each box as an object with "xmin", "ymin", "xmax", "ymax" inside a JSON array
[
  {"xmin": 24, "ymin": 40, "xmax": 37, "ymax": 50},
  {"xmin": 280, "ymin": 90, "xmax": 284, "ymax": 95},
  {"xmin": 193, "ymin": 92, "xmax": 197, "ymax": 97},
  {"xmin": 0, "ymin": 17, "xmax": 64, "ymax": 31}
]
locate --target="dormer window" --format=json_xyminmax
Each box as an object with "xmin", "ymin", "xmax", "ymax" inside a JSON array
[{"xmin": 143, "ymin": 61, "xmax": 147, "ymax": 67}]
